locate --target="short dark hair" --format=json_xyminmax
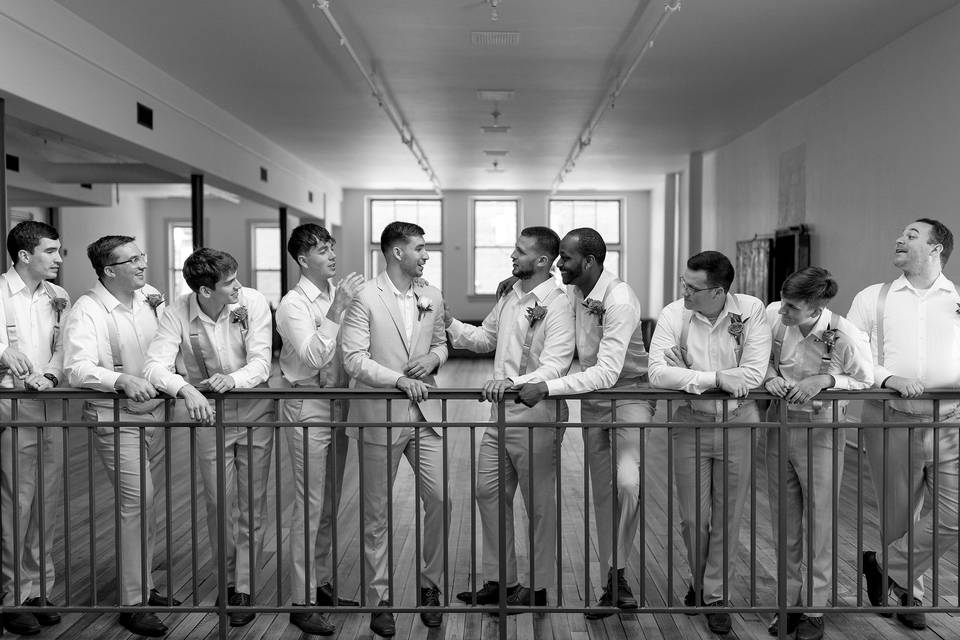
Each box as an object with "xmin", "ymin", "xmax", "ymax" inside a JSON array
[
  {"xmin": 287, "ymin": 223, "xmax": 334, "ymax": 260},
  {"xmin": 566, "ymin": 227, "xmax": 606, "ymax": 265},
  {"xmin": 87, "ymin": 235, "xmax": 136, "ymax": 278},
  {"xmin": 7, "ymin": 221, "xmax": 59, "ymax": 264},
  {"xmin": 687, "ymin": 250, "xmax": 735, "ymax": 292},
  {"xmin": 182, "ymin": 248, "xmax": 239, "ymax": 293},
  {"xmin": 520, "ymin": 226, "xmax": 561, "ymax": 261},
  {"xmin": 780, "ymin": 267, "xmax": 838, "ymax": 305},
  {"xmin": 380, "ymin": 221, "xmax": 425, "ymax": 256},
  {"xmin": 915, "ymin": 218, "xmax": 953, "ymax": 266}
]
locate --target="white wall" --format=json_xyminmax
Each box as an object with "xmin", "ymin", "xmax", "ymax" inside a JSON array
[
  {"xmin": 702, "ymin": 3, "xmax": 960, "ymax": 313},
  {"xmin": 341, "ymin": 189, "xmax": 663, "ymax": 320}
]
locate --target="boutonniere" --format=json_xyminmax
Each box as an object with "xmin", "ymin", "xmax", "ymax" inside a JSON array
[
  {"xmin": 582, "ymin": 298, "xmax": 605, "ymax": 323},
  {"xmin": 230, "ymin": 305, "xmax": 249, "ymax": 331},
  {"xmin": 727, "ymin": 313, "xmax": 747, "ymax": 345},
  {"xmin": 51, "ymin": 297, "xmax": 68, "ymax": 323},
  {"xmin": 956, "ymin": 302, "xmax": 960, "ymax": 315},
  {"xmin": 144, "ymin": 293, "xmax": 165, "ymax": 318},
  {"xmin": 416, "ymin": 296, "xmax": 433, "ymax": 321},
  {"xmin": 816, "ymin": 327, "xmax": 841, "ymax": 354},
  {"xmin": 525, "ymin": 302, "xmax": 547, "ymax": 326}
]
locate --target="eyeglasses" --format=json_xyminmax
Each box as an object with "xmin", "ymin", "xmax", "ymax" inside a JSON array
[
  {"xmin": 679, "ymin": 276, "xmax": 719, "ymax": 294},
  {"xmin": 107, "ymin": 253, "xmax": 148, "ymax": 268}
]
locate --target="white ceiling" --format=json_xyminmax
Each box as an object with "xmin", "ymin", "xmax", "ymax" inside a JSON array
[{"xmin": 47, "ymin": 0, "xmax": 960, "ymax": 192}]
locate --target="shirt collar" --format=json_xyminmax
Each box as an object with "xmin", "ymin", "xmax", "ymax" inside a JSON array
[
  {"xmin": 91, "ymin": 281, "xmax": 122, "ymax": 313},
  {"xmin": 583, "ymin": 269, "xmax": 615, "ymax": 301},
  {"xmin": 891, "ymin": 272, "xmax": 956, "ymax": 294},
  {"xmin": 384, "ymin": 274, "xmax": 414, "ymax": 299},
  {"xmin": 3, "ymin": 267, "xmax": 29, "ymax": 296},
  {"xmin": 511, "ymin": 277, "xmax": 560, "ymax": 303},
  {"xmin": 296, "ymin": 276, "xmax": 333, "ymax": 302}
]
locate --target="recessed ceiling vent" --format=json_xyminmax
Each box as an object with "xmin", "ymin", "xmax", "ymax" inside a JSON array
[
  {"xmin": 471, "ymin": 31, "xmax": 519, "ymax": 47},
  {"xmin": 483, "ymin": 150, "xmax": 508, "ymax": 157}
]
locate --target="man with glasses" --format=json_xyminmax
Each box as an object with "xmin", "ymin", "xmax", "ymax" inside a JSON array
[
  {"xmin": 64, "ymin": 236, "xmax": 180, "ymax": 637},
  {"xmin": 847, "ymin": 219, "xmax": 960, "ymax": 630},
  {"xmin": 648, "ymin": 250, "xmax": 771, "ymax": 636}
]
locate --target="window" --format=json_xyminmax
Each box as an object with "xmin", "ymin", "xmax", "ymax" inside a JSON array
[
  {"xmin": 548, "ymin": 199, "xmax": 622, "ymax": 278},
  {"xmin": 168, "ymin": 223, "xmax": 193, "ymax": 300},
  {"xmin": 368, "ymin": 199, "xmax": 443, "ymax": 288},
  {"xmin": 473, "ymin": 199, "xmax": 518, "ymax": 294},
  {"xmin": 252, "ymin": 223, "xmax": 282, "ymax": 307}
]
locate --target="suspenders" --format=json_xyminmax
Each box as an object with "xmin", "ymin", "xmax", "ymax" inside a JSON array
[
  {"xmin": 678, "ymin": 305, "xmax": 746, "ymax": 367},
  {"xmin": 769, "ymin": 311, "xmax": 846, "ymax": 377},
  {"xmin": 874, "ymin": 280, "xmax": 960, "ymax": 368},
  {"xmin": 0, "ymin": 276, "xmax": 64, "ymax": 388},
  {"xmin": 516, "ymin": 286, "xmax": 564, "ymax": 376}
]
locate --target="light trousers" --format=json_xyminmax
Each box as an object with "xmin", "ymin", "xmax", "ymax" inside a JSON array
[
  {"xmin": 766, "ymin": 405, "xmax": 846, "ymax": 609},
  {"xmin": 87, "ymin": 402, "xmax": 166, "ymax": 605},
  {"xmin": 861, "ymin": 400, "xmax": 960, "ymax": 599},
  {"xmin": 672, "ymin": 402, "xmax": 758, "ymax": 604},
  {"xmin": 476, "ymin": 425, "xmax": 561, "ymax": 589},
  {"xmin": 581, "ymin": 398, "xmax": 654, "ymax": 577},
  {"xmin": 360, "ymin": 425, "xmax": 450, "ymax": 604},
  {"xmin": 280, "ymin": 397, "xmax": 351, "ymax": 604},
  {"xmin": 0, "ymin": 400, "xmax": 63, "ymax": 602},
  {"xmin": 194, "ymin": 398, "xmax": 274, "ymax": 594}
]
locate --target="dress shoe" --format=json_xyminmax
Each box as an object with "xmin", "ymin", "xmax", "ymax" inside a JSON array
[
  {"xmin": 862, "ymin": 551, "xmax": 887, "ymax": 609},
  {"xmin": 505, "ymin": 586, "xmax": 546, "ymax": 615},
  {"xmin": 456, "ymin": 581, "xmax": 518, "ymax": 605},
  {"xmin": 704, "ymin": 600, "xmax": 731, "ymax": 635},
  {"xmin": 585, "ymin": 568, "xmax": 636, "ymax": 619},
  {"xmin": 118, "ymin": 612, "xmax": 168, "ymax": 637},
  {"xmin": 1, "ymin": 611, "xmax": 40, "ymax": 636},
  {"xmin": 290, "ymin": 605, "xmax": 335, "ymax": 636},
  {"xmin": 766, "ymin": 612, "xmax": 801, "ymax": 636},
  {"xmin": 420, "ymin": 585, "xmax": 442, "ymax": 628},
  {"xmin": 21, "ymin": 598, "xmax": 60, "ymax": 626},
  {"xmin": 895, "ymin": 593, "xmax": 926, "ymax": 630},
  {"xmin": 369, "ymin": 601, "xmax": 395, "ymax": 638},
  {"xmin": 795, "ymin": 615, "xmax": 825, "ymax": 640},
  {"xmin": 227, "ymin": 591, "xmax": 255, "ymax": 627},
  {"xmin": 683, "ymin": 584, "xmax": 701, "ymax": 616},
  {"xmin": 147, "ymin": 589, "xmax": 182, "ymax": 607},
  {"xmin": 316, "ymin": 582, "xmax": 359, "ymax": 607}
]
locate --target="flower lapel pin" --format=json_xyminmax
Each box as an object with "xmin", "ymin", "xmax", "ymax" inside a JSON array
[
  {"xmin": 582, "ymin": 298, "xmax": 605, "ymax": 323},
  {"xmin": 51, "ymin": 297, "xmax": 68, "ymax": 323},
  {"xmin": 727, "ymin": 313, "xmax": 747, "ymax": 345},
  {"xmin": 145, "ymin": 293, "xmax": 165, "ymax": 318},
  {"xmin": 525, "ymin": 302, "xmax": 547, "ymax": 326},
  {"xmin": 230, "ymin": 305, "xmax": 249, "ymax": 331},
  {"xmin": 416, "ymin": 296, "xmax": 433, "ymax": 321}
]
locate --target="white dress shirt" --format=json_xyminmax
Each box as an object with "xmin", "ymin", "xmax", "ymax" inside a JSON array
[
  {"xmin": 847, "ymin": 273, "xmax": 960, "ymax": 415},
  {"xmin": 384, "ymin": 276, "xmax": 417, "ymax": 344},
  {"xmin": 764, "ymin": 302, "xmax": 874, "ymax": 412},
  {"xmin": 63, "ymin": 281, "xmax": 166, "ymax": 412},
  {"xmin": 276, "ymin": 276, "xmax": 344, "ymax": 386},
  {"xmin": 448, "ymin": 278, "xmax": 575, "ymax": 409},
  {"xmin": 0, "ymin": 268, "xmax": 68, "ymax": 387},
  {"xmin": 544, "ymin": 270, "xmax": 648, "ymax": 397},
  {"xmin": 143, "ymin": 287, "xmax": 272, "ymax": 397},
  {"xmin": 649, "ymin": 293, "xmax": 771, "ymax": 414}
]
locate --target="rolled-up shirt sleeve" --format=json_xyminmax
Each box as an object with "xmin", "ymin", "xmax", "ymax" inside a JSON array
[
  {"xmin": 144, "ymin": 306, "xmax": 188, "ymax": 397},
  {"xmin": 63, "ymin": 299, "xmax": 120, "ymax": 392},
  {"xmin": 276, "ymin": 295, "xmax": 339, "ymax": 371},
  {"xmin": 447, "ymin": 304, "xmax": 499, "ymax": 354}
]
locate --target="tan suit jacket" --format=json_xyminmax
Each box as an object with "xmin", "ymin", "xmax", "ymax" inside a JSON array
[{"xmin": 341, "ymin": 271, "xmax": 448, "ymax": 444}]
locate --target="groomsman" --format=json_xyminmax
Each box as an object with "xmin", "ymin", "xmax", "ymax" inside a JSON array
[
  {"xmin": 0, "ymin": 221, "xmax": 67, "ymax": 636},
  {"xmin": 63, "ymin": 236, "xmax": 181, "ymax": 637},
  {"xmin": 275, "ymin": 224, "xmax": 363, "ymax": 635},
  {"xmin": 341, "ymin": 221, "xmax": 451, "ymax": 638},
  {"xmin": 514, "ymin": 227, "xmax": 652, "ymax": 617},
  {"xmin": 847, "ymin": 218, "xmax": 959, "ymax": 631},
  {"xmin": 762, "ymin": 267, "xmax": 872, "ymax": 640},
  {"xmin": 648, "ymin": 250, "xmax": 770, "ymax": 636},
  {"xmin": 446, "ymin": 227, "xmax": 574, "ymax": 609},
  {"xmin": 144, "ymin": 248, "xmax": 274, "ymax": 628}
]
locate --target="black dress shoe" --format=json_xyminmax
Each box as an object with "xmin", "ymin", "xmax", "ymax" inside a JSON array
[
  {"xmin": 704, "ymin": 600, "xmax": 732, "ymax": 635},
  {"xmin": 683, "ymin": 584, "xmax": 701, "ymax": 616},
  {"xmin": 1, "ymin": 611, "xmax": 40, "ymax": 636},
  {"xmin": 118, "ymin": 612, "xmax": 168, "ymax": 637},
  {"xmin": 316, "ymin": 582, "xmax": 359, "ymax": 607},
  {"xmin": 456, "ymin": 581, "xmax": 518, "ymax": 605},
  {"xmin": 895, "ymin": 593, "xmax": 927, "ymax": 630},
  {"xmin": 227, "ymin": 591, "xmax": 255, "ymax": 627},
  {"xmin": 505, "ymin": 586, "xmax": 546, "ymax": 615},
  {"xmin": 420, "ymin": 586, "xmax": 442, "ymax": 628},
  {"xmin": 862, "ymin": 551, "xmax": 887, "ymax": 609},
  {"xmin": 147, "ymin": 589, "xmax": 182, "ymax": 607},
  {"xmin": 767, "ymin": 612, "xmax": 802, "ymax": 636},
  {"xmin": 795, "ymin": 615, "xmax": 825, "ymax": 640},
  {"xmin": 370, "ymin": 601, "xmax": 395, "ymax": 638},
  {"xmin": 290, "ymin": 605, "xmax": 335, "ymax": 636},
  {"xmin": 21, "ymin": 598, "xmax": 60, "ymax": 626}
]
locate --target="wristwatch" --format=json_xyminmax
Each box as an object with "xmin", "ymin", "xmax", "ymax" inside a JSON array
[{"xmin": 43, "ymin": 373, "xmax": 59, "ymax": 387}]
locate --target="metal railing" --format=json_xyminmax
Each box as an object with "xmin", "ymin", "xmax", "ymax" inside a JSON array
[{"xmin": 0, "ymin": 387, "xmax": 957, "ymax": 639}]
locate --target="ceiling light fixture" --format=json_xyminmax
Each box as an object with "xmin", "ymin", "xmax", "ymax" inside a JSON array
[
  {"xmin": 550, "ymin": 0, "xmax": 681, "ymax": 194},
  {"xmin": 487, "ymin": 160, "xmax": 505, "ymax": 173},
  {"xmin": 313, "ymin": 1, "xmax": 442, "ymax": 195},
  {"xmin": 481, "ymin": 108, "xmax": 511, "ymax": 134}
]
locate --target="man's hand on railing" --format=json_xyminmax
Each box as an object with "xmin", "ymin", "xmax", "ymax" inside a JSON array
[
  {"xmin": 512, "ymin": 381, "xmax": 548, "ymax": 407},
  {"xmin": 396, "ymin": 376, "xmax": 431, "ymax": 403},
  {"xmin": 201, "ymin": 373, "xmax": 237, "ymax": 394},
  {"xmin": 179, "ymin": 384, "xmax": 216, "ymax": 425},
  {"xmin": 481, "ymin": 378, "xmax": 513, "ymax": 403},
  {"xmin": 785, "ymin": 375, "xmax": 832, "ymax": 405},
  {"xmin": 114, "ymin": 374, "xmax": 159, "ymax": 402},
  {"xmin": 0, "ymin": 347, "xmax": 33, "ymax": 379},
  {"xmin": 717, "ymin": 370, "xmax": 749, "ymax": 398},
  {"xmin": 403, "ymin": 353, "xmax": 439, "ymax": 380},
  {"xmin": 884, "ymin": 375, "xmax": 926, "ymax": 398},
  {"xmin": 764, "ymin": 376, "xmax": 790, "ymax": 398},
  {"xmin": 23, "ymin": 372, "xmax": 54, "ymax": 391}
]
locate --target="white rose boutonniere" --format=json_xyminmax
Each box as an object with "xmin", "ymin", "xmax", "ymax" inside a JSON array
[{"xmin": 416, "ymin": 296, "xmax": 433, "ymax": 321}]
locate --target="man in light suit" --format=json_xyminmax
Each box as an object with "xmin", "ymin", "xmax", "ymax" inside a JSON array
[{"xmin": 340, "ymin": 221, "xmax": 451, "ymax": 638}]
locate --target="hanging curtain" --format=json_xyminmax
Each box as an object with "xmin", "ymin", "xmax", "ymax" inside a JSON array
[{"xmin": 735, "ymin": 237, "xmax": 773, "ymax": 303}]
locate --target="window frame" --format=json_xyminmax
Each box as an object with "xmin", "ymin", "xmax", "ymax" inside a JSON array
[
  {"xmin": 166, "ymin": 220, "xmax": 194, "ymax": 300},
  {"xmin": 469, "ymin": 196, "xmax": 521, "ymax": 297},
  {"xmin": 547, "ymin": 198, "xmax": 624, "ymax": 279},
  {"xmin": 249, "ymin": 220, "xmax": 282, "ymax": 307},
  {"xmin": 365, "ymin": 197, "xmax": 444, "ymax": 284}
]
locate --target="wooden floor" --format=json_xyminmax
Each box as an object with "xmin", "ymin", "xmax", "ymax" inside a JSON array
[{"xmin": 15, "ymin": 358, "xmax": 960, "ymax": 640}]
